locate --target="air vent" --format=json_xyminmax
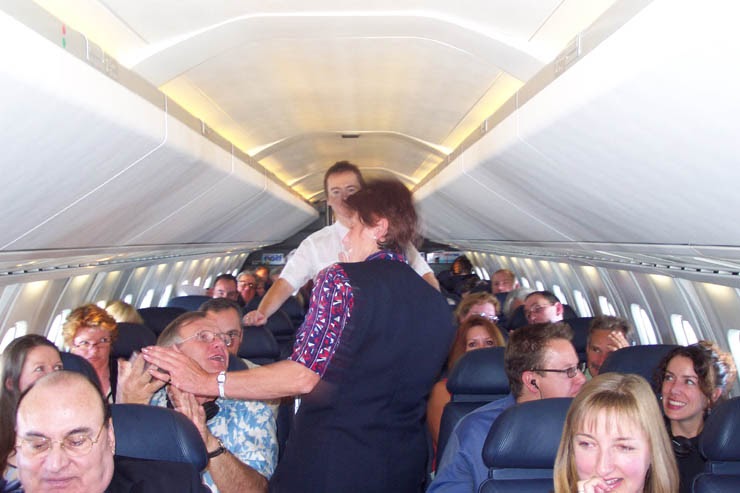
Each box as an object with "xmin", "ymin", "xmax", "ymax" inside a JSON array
[{"xmin": 341, "ymin": 134, "xmax": 360, "ymax": 139}]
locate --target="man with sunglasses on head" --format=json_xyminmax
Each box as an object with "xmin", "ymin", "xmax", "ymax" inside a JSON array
[
  {"xmin": 14, "ymin": 370, "xmax": 207, "ymax": 493},
  {"xmin": 119, "ymin": 312, "xmax": 276, "ymax": 493},
  {"xmin": 429, "ymin": 323, "xmax": 586, "ymax": 493}
]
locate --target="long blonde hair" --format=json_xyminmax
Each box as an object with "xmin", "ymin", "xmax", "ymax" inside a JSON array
[{"xmin": 554, "ymin": 373, "xmax": 678, "ymax": 493}]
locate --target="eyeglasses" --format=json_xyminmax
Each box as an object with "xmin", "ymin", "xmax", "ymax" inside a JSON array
[
  {"xmin": 72, "ymin": 337, "xmax": 111, "ymax": 349},
  {"xmin": 178, "ymin": 330, "xmax": 234, "ymax": 347},
  {"xmin": 525, "ymin": 304, "xmax": 554, "ymax": 316},
  {"xmin": 531, "ymin": 366, "xmax": 581, "ymax": 378},
  {"xmin": 470, "ymin": 312, "xmax": 499, "ymax": 323},
  {"xmin": 225, "ymin": 330, "xmax": 242, "ymax": 341},
  {"xmin": 237, "ymin": 281, "xmax": 255, "ymax": 288},
  {"xmin": 17, "ymin": 422, "xmax": 106, "ymax": 458}
]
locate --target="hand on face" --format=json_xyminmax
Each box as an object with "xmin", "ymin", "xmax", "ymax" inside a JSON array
[
  {"xmin": 116, "ymin": 352, "xmax": 166, "ymax": 404},
  {"xmin": 142, "ymin": 346, "xmax": 214, "ymax": 397}
]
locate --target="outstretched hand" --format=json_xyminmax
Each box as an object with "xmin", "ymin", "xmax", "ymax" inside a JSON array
[
  {"xmin": 141, "ymin": 345, "xmax": 216, "ymax": 397},
  {"xmin": 243, "ymin": 310, "xmax": 267, "ymax": 327}
]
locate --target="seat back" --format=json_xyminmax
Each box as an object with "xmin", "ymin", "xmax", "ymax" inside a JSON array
[
  {"xmin": 263, "ymin": 309, "xmax": 296, "ymax": 359},
  {"xmin": 694, "ymin": 397, "xmax": 740, "ymax": 492},
  {"xmin": 563, "ymin": 317, "xmax": 594, "ymax": 366},
  {"xmin": 137, "ymin": 306, "xmax": 186, "ymax": 336},
  {"xmin": 111, "ymin": 404, "xmax": 208, "ymax": 471},
  {"xmin": 437, "ymin": 347, "xmax": 509, "ymax": 462},
  {"xmin": 479, "ymin": 398, "xmax": 572, "ymax": 493},
  {"xmin": 60, "ymin": 351, "xmax": 102, "ymax": 391},
  {"xmin": 599, "ymin": 344, "xmax": 679, "ymax": 390},
  {"xmin": 167, "ymin": 295, "xmax": 212, "ymax": 312},
  {"xmin": 111, "ymin": 322, "xmax": 157, "ymax": 359},
  {"xmin": 239, "ymin": 326, "xmax": 281, "ymax": 365}
]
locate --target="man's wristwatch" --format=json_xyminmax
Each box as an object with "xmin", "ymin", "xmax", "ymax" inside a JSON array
[
  {"xmin": 207, "ymin": 438, "xmax": 226, "ymax": 459},
  {"xmin": 217, "ymin": 370, "xmax": 226, "ymax": 399}
]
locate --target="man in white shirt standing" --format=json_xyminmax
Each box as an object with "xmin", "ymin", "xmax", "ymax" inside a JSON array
[{"xmin": 244, "ymin": 161, "xmax": 439, "ymax": 326}]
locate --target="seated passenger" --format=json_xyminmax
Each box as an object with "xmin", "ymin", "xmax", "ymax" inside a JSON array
[
  {"xmin": 501, "ymin": 287, "xmax": 535, "ymax": 320},
  {"xmin": 491, "ymin": 269, "xmax": 519, "ymax": 294},
  {"xmin": 454, "ymin": 292, "xmax": 501, "ymax": 324},
  {"xmin": 209, "ymin": 274, "xmax": 240, "ymax": 301},
  {"xmin": 426, "ymin": 316, "xmax": 505, "ymax": 456},
  {"xmin": 14, "ymin": 371, "xmax": 207, "ymax": 493},
  {"xmin": 121, "ymin": 312, "xmax": 277, "ymax": 493},
  {"xmin": 554, "ymin": 373, "xmax": 679, "ymax": 493},
  {"xmin": 655, "ymin": 341, "xmax": 737, "ymax": 493},
  {"xmin": 236, "ymin": 270, "xmax": 258, "ymax": 308},
  {"xmin": 524, "ymin": 290, "xmax": 565, "ymax": 324},
  {"xmin": 105, "ymin": 300, "xmax": 145, "ymax": 325},
  {"xmin": 430, "ymin": 322, "xmax": 586, "ymax": 492},
  {"xmin": 585, "ymin": 316, "xmax": 632, "ymax": 378},
  {"xmin": 1, "ymin": 335, "xmax": 62, "ymax": 487},
  {"xmin": 63, "ymin": 304, "xmax": 118, "ymax": 402},
  {"xmin": 199, "ymin": 298, "xmax": 256, "ymax": 367}
]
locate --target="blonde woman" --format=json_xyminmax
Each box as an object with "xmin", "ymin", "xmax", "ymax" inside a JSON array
[{"xmin": 554, "ymin": 373, "xmax": 678, "ymax": 493}]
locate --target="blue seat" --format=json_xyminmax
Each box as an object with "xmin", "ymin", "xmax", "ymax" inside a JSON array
[
  {"xmin": 111, "ymin": 322, "xmax": 157, "ymax": 359},
  {"xmin": 437, "ymin": 347, "xmax": 509, "ymax": 462},
  {"xmin": 694, "ymin": 397, "xmax": 740, "ymax": 492},
  {"xmin": 239, "ymin": 326, "xmax": 280, "ymax": 365},
  {"xmin": 60, "ymin": 351, "xmax": 102, "ymax": 391},
  {"xmin": 599, "ymin": 344, "xmax": 679, "ymax": 391},
  {"xmin": 479, "ymin": 398, "xmax": 572, "ymax": 493},
  {"xmin": 138, "ymin": 306, "xmax": 186, "ymax": 336},
  {"xmin": 563, "ymin": 317, "xmax": 594, "ymax": 366},
  {"xmin": 111, "ymin": 404, "xmax": 208, "ymax": 471},
  {"xmin": 167, "ymin": 295, "xmax": 212, "ymax": 312},
  {"xmin": 263, "ymin": 309, "xmax": 296, "ymax": 359},
  {"xmin": 227, "ymin": 354, "xmax": 248, "ymax": 371}
]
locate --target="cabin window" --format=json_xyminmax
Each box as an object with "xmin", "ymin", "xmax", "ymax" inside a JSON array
[
  {"xmin": 598, "ymin": 296, "xmax": 617, "ymax": 316},
  {"xmin": 232, "ymin": 268, "xmax": 239, "ymax": 277},
  {"xmin": 728, "ymin": 329, "xmax": 740, "ymax": 375},
  {"xmin": 670, "ymin": 314, "xmax": 698, "ymax": 346},
  {"xmin": 535, "ymin": 281, "xmax": 545, "ymax": 291},
  {"xmin": 140, "ymin": 289, "xmax": 155, "ymax": 309},
  {"xmin": 475, "ymin": 267, "xmax": 489, "ymax": 280},
  {"xmin": 573, "ymin": 290, "xmax": 592, "ymax": 317},
  {"xmin": 159, "ymin": 284, "xmax": 174, "ymax": 307},
  {"xmin": 48, "ymin": 310, "xmax": 71, "ymax": 349},
  {"xmin": 552, "ymin": 285, "xmax": 568, "ymax": 305},
  {"xmin": 123, "ymin": 294, "xmax": 133, "ymax": 305},
  {"xmin": 193, "ymin": 277, "xmax": 202, "ymax": 287},
  {"xmin": 96, "ymin": 300, "xmax": 107, "ymax": 308},
  {"xmin": 630, "ymin": 304, "xmax": 658, "ymax": 344},
  {"xmin": 520, "ymin": 277, "xmax": 531, "ymax": 289},
  {"xmin": 204, "ymin": 276, "xmax": 213, "ymax": 290},
  {"xmin": 0, "ymin": 321, "xmax": 28, "ymax": 352}
]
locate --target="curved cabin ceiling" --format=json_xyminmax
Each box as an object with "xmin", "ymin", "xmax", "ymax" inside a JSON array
[{"xmin": 34, "ymin": 0, "xmax": 616, "ymax": 202}]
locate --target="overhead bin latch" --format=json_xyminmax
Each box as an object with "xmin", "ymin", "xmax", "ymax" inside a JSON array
[{"xmin": 554, "ymin": 34, "xmax": 582, "ymax": 76}]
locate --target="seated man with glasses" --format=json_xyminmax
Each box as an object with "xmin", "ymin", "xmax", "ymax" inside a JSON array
[
  {"xmin": 523, "ymin": 290, "xmax": 565, "ymax": 325},
  {"xmin": 118, "ymin": 312, "xmax": 276, "ymax": 493},
  {"xmin": 14, "ymin": 370, "xmax": 207, "ymax": 493},
  {"xmin": 429, "ymin": 323, "xmax": 586, "ymax": 493}
]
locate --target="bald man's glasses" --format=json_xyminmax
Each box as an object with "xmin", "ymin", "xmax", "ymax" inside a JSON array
[{"xmin": 17, "ymin": 422, "xmax": 106, "ymax": 458}]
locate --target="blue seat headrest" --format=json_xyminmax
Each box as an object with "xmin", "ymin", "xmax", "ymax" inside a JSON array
[
  {"xmin": 111, "ymin": 404, "xmax": 208, "ymax": 471},
  {"xmin": 599, "ymin": 344, "xmax": 679, "ymax": 388},
  {"xmin": 483, "ymin": 398, "xmax": 572, "ymax": 469},
  {"xmin": 111, "ymin": 323, "xmax": 157, "ymax": 359},
  {"xmin": 446, "ymin": 347, "xmax": 509, "ymax": 399},
  {"xmin": 562, "ymin": 317, "xmax": 593, "ymax": 364},
  {"xmin": 700, "ymin": 397, "xmax": 740, "ymax": 464},
  {"xmin": 238, "ymin": 326, "xmax": 280, "ymax": 364},
  {"xmin": 137, "ymin": 307, "xmax": 186, "ymax": 335},
  {"xmin": 60, "ymin": 352, "xmax": 102, "ymax": 391},
  {"xmin": 167, "ymin": 295, "xmax": 212, "ymax": 312}
]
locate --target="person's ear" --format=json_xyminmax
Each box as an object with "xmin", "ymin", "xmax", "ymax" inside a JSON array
[
  {"xmin": 4, "ymin": 377, "xmax": 14, "ymax": 392},
  {"xmin": 373, "ymin": 217, "xmax": 389, "ymax": 243},
  {"xmin": 710, "ymin": 387, "xmax": 723, "ymax": 404},
  {"xmin": 555, "ymin": 302, "xmax": 564, "ymax": 316},
  {"xmin": 522, "ymin": 371, "xmax": 538, "ymax": 394}
]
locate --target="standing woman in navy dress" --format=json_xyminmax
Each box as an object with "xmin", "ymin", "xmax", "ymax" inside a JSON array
[{"xmin": 144, "ymin": 178, "xmax": 456, "ymax": 493}]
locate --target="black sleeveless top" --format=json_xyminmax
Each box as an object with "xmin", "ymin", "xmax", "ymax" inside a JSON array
[{"xmin": 270, "ymin": 258, "xmax": 455, "ymax": 493}]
